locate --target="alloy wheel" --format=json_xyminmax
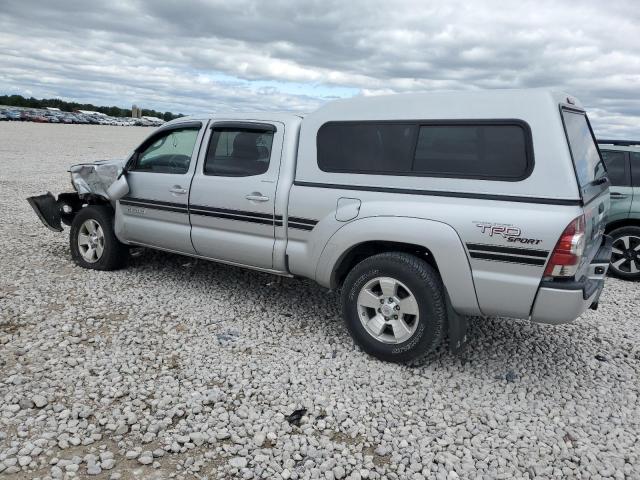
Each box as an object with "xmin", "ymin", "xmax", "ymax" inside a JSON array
[
  {"xmin": 610, "ymin": 235, "xmax": 640, "ymax": 275},
  {"xmin": 77, "ymin": 219, "xmax": 105, "ymax": 263},
  {"xmin": 356, "ymin": 276, "xmax": 420, "ymax": 344}
]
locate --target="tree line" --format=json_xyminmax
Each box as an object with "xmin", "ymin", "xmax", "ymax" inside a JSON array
[{"xmin": 0, "ymin": 94, "xmax": 184, "ymax": 121}]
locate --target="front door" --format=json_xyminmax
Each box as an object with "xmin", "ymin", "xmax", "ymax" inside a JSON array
[
  {"xmin": 116, "ymin": 122, "xmax": 205, "ymax": 253},
  {"xmin": 189, "ymin": 121, "xmax": 284, "ymax": 270}
]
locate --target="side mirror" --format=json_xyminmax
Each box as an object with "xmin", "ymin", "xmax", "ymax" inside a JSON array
[{"xmin": 106, "ymin": 173, "xmax": 129, "ymax": 200}]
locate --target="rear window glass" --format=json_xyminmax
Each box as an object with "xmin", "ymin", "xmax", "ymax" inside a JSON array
[
  {"xmin": 561, "ymin": 110, "xmax": 606, "ymax": 188},
  {"xmin": 317, "ymin": 121, "xmax": 532, "ymax": 180},
  {"xmin": 600, "ymin": 150, "xmax": 629, "ymax": 186}
]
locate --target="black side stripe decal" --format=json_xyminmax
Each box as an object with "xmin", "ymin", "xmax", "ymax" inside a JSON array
[
  {"xmin": 287, "ymin": 216, "xmax": 318, "ymax": 231},
  {"xmin": 120, "ymin": 198, "xmax": 188, "ymax": 214},
  {"xmin": 466, "ymin": 243, "xmax": 548, "ymax": 258},
  {"xmin": 467, "ymin": 243, "xmax": 549, "ymax": 266},
  {"xmin": 191, "ymin": 204, "xmax": 273, "ymax": 220},
  {"xmin": 191, "ymin": 209, "xmax": 274, "ymax": 226},
  {"xmin": 287, "ymin": 222, "xmax": 314, "ymax": 231},
  {"xmin": 121, "ymin": 198, "xmax": 317, "ymax": 231},
  {"xmin": 469, "ymin": 251, "xmax": 546, "ymax": 266}
]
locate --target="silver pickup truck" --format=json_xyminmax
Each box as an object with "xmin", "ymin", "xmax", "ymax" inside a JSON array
[{"xmin": 28, "ymin": 89, "xmax": 612, "ymax": 363}]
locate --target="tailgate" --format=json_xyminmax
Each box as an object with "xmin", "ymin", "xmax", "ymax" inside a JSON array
[{"xmin": 578, "ymin": 189, "xmax": 610, "ymax": 278}]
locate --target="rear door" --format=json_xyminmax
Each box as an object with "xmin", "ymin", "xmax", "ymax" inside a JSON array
[
  {"xmin": 189, "ymin": 121, "xmax": 284, "ymax": 270},
  {"xmin": 600, "ymin": 149, "xmax": 633, "ymax": 222},
  {"xmin": 117, "ymin": 122, "xmax": 204, "ymax": 253}
]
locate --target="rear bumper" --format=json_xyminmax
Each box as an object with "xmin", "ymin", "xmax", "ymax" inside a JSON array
[{"xmin": 530, "ymin": 235, "xmax": 612, "ymax": 324}]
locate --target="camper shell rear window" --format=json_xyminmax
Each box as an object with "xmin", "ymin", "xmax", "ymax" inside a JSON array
[{"xmin": 560, "ymin": 108, "xmax": 608, "ymax": 202}]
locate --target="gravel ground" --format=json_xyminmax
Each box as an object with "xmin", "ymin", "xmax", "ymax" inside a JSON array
[{"xmin": 0, "ymin": 122, "xmax": 639, "ymax": 480}]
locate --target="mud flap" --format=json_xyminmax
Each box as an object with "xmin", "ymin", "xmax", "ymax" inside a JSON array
[
  {"xmin": 27, "ymin": 192, "xmax": 63, "ymax": 232},
  {"xmin": 446, "ymin": 293, "xmax": 469, "ymax": 355}
]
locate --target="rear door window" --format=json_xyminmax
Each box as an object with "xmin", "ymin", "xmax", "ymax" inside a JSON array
[
  {"xmin": 561, "ymin": 109, "xmax": 607, "ymax": 200},
  {"xmin": 600, "ymin": 150, "xmax": 630, "ymax": 186},
  {"xmin": 204, "ymin": 127, "xmax": 274, "ymax": 177}
]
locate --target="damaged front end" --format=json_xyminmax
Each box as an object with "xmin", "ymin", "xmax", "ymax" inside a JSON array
[{"xmin": 27, "ymin": 159, "xmax": 129, "ymax": 232}]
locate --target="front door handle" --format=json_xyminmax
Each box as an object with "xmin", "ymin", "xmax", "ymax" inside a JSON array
[
  {"xmin": 610, "ymin": 192, "xmax": 628, "ymax": 199},
  {"xmin": 245, "ymin": 193, "xmax": 269, "ymax": 202},
  {"xmin": 170, "ymin": 186, "xmax": 187, "ymax": 195}
]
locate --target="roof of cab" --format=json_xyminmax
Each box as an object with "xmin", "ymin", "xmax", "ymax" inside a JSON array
[{"xmin": 165, "ymin": 112, "xmax": 304, "ymax": 126}]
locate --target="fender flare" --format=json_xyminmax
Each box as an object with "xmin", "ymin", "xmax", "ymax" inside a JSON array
[{"xmin": 315, "ymin": 216, "xmax": 482, "ymax": 316}]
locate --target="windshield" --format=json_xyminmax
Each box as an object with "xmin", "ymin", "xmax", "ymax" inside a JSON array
[{"xmin": 562, "ymin": 109, "xmax": 607, "ymax": 188}]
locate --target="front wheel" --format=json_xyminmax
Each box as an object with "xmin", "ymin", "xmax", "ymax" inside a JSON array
[
  {"xmin": 609, "ymin": 226, "xmax": 640, "ymax": 280},
  {"xmin": 340, "ymin": 252, "xmax": 447, "ymax": 363},
  {"xmin": 70, "ymin": 205, "xmax": 128, "ymax": 270}
]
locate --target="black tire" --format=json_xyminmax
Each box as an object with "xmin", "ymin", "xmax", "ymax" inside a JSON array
[
  {"xmin": 341, "ymin": 252, "xmax": 447, "ymax": 363},
  {"xmin": 608, "ymin": 226, "xmax": 640, "ymax": 281},
  {"xmin": 70, "ymin": 205, "xmax": 128, "ymax": 270}
]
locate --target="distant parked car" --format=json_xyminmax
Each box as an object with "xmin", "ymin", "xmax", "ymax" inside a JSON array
[
  {"xmin": 599, "ymin": 139, "xmax": 640, "ymax": 280},
  {"xmin": 4, "ymin": 110, "xmax": 22, "ymax": 121}
]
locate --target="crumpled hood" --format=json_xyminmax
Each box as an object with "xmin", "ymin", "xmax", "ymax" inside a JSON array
[{"xmin": 69, "ymin": 158, "xmax": 128, "ymax": 198}]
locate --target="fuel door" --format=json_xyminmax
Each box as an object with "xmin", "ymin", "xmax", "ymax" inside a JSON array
[{"xmin": 335, "ymin": 197, "xmax": 361, "ymax": 222}]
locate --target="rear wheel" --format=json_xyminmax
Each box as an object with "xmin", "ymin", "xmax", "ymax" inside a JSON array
[
  {"xmin": 70, "ymin": 205, "xmax": 128, "ymax": 270},
  {"xmin": 609, "ymin": 226, "xmax": 640, "ymax": 280},
  {"xmin": 340, "ymin": 252, "xmax": 447, "ymax": 363}
]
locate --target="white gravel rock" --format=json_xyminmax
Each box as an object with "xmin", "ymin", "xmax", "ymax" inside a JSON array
[
  {"xmin": 32, "ymin": 394, "xmax": 48, "ymax": 408},
  {"xmin": 138, "ymin": 452, "xmax": 154, "ymax": 465},
  {"xmin": 229, "ymin": 456, "xmax": 248, "ymax": 468},
  {"xmin": 0, "ymin": 123, "xmax": 638, "ymax": 479}
]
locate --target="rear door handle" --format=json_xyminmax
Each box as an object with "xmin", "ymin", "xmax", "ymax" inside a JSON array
[
  {"xmin": 245, "ymin": 193, "xmax": 269, "ymax": 202},
  {"xmin": 610, "ymin": 192, "xmax": 628, "ymax": 199},
  {"xmin": 169, "ymin": 186, "xmax": 187, "ymax": 195}
]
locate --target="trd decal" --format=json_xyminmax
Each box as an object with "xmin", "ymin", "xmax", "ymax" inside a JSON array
[
  {"xmin": 474, "ymin": 222, "xmax": 542, "ymax": 246},
  {"xmin": 126, "ymin": 206, "xmax": 146, "ymax": 214}
]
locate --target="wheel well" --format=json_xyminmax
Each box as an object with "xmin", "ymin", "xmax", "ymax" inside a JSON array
[
  {"xmin": 59, "ymin": 192, "xmax": 112, "ymax": 226},
  {"xmin": 332, "ymin": 241, "xmax": 439, "ymax": 289},
  {"xmin": 605, "ymin": 219, "xmax": 640, "ymax": 234}
]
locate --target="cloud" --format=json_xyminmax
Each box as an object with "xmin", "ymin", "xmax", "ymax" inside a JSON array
[{"xmin": 0, "ymin": 0, "xmax": 638, "ymax": 137}]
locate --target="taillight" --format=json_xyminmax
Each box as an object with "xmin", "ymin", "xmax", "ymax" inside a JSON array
[{"xmin": 544, "ymin": 215, "xmax": 585, "ymax": 278}]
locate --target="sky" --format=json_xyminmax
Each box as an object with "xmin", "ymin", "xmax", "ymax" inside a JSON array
[{"xmin": 1, "ymin": 0, "xmax": 639, "ymax": 138}]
